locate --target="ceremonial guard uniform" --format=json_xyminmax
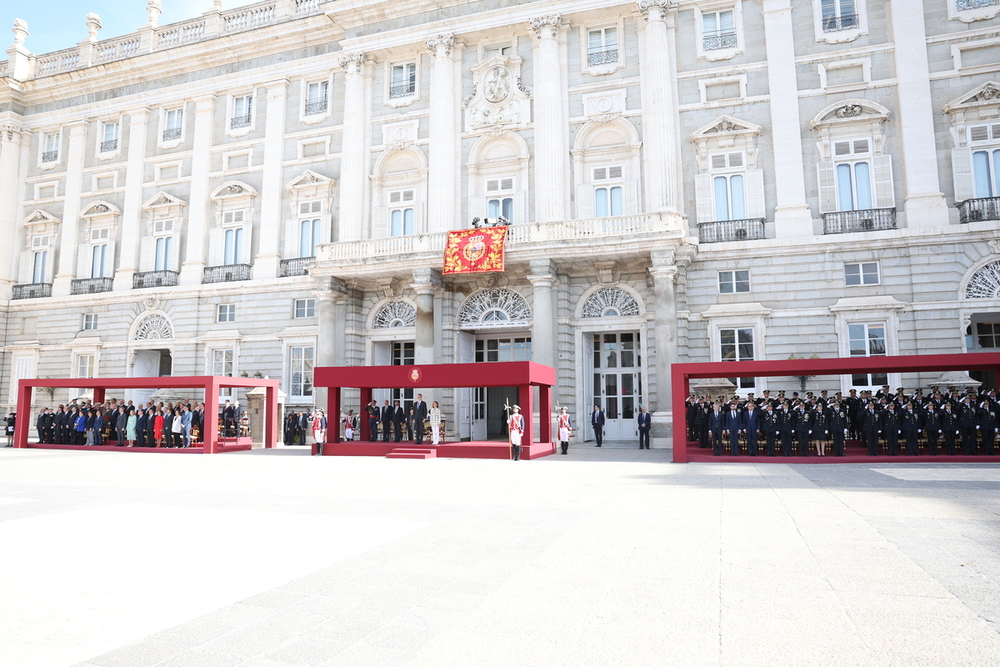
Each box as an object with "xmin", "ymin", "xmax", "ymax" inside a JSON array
[
  {"xmin": 760, "ymin": 405, "xmax": 779, "ymax": 457},
  {"xmin": 508, "ymin": 406, "xmax": 524, "ymax": 461},
  {"xmin": 862, "ymin": 405, "xmax": 882, "ymax": 456},
  {"xmin": 979, "ymin": 404, "xmax": 998, "ymax": 456},
  {"xmin": 829, "ymin": 403, "xmax": 848, "ymax": 457},
  {"xmin": 793, "ymin": 407, "xmax": 811, "ymax": 456},
  {"xmin": 958, "ymin": 400, "xmax": 979, "ymax": 455},
  {"xmin": 900, "ymin": 406, "xmax": 921, "ymax": 456},
  {"xmin": 557, "ymin": 408, "xmax": 572, "ymax": 455},
  {"xmin": 778, "ymin": 405, "xmax": 795, "ymax": 457},
  {"xmin": 923, "ymin": 404, "xmax": 941, "ymax": 455},
  {"xmin": 941, "ymin": 404, "xmax": 959, "ymax": 455},
  {"xmin": 882, "ymin": 405, "xmax": 901, "ymax": 456},
  {"xmin": 811, "ymin": 407, "xmax": 831, "ymax": 457}
]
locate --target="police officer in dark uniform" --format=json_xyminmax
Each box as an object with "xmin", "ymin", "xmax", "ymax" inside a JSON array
[
  {"xmin": 941, "ymin": 402, "xmax": 959, "ymax": 455},
  {"xmin": 862, "ymin": 403, "xmax": 881, "ymax": 456},
  {"xmin": 778, "ymin": 402, "xmax": 794, "ymax": 457},
  {"xmin": 900, "ymin": 403, "xmax": 921, "ymax": 456},
  {"xmin": 829, "ymin": 401, "xmax": 848, "ymax": 457},
  {"xmin": 760, "ymin": 403, "xmax": 779, "ymax": 457},
  {"xmin": 923, "ymin": 402, "xmax": 942, "ymax": 455},
  {"xmin": 882, "ymin": 403, "xmax": 901, "ymax": 456},
  {"xmin": 979, "ymin": 402, "xmax": 998, "ymax": 456},
  {"xmin": 793, "ymin": 405, "xmax": 811, "ymax": 456},
  {"xmin": 958, "ymin": 397, "xmax": 979, "ymax": 455}
]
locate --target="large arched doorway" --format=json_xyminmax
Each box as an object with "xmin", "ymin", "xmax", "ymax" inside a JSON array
[{"xmin": 129, "ymin": 312, "xmax": 175, "ymax": 404}]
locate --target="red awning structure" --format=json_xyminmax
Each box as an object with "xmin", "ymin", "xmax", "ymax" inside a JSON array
[
  {"xmin": 13, "ymin": 376, "xmax": 280, "ymax": 453},
  {"xmin": 671, "ymin": 353, "xmax": 1000, "ymax": 463},
  {"xmin": 314, "ymin": 361, "xmax": 556, "ymax": 447}
]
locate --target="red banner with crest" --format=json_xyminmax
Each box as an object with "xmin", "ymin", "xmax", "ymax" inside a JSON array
[{"xmin": 442, "ymin": 227, "xmax": 507, "ymax": 274}]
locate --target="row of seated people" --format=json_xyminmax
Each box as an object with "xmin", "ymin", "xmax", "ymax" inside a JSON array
[{"xmin": 686, "ymin": 385, "xmax": 1000, "ymax": 457}]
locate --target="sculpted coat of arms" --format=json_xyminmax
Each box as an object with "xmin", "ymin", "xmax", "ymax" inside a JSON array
[{"xmin": 464, "ymin": 56, "xmax": 530, "ymax": 132}]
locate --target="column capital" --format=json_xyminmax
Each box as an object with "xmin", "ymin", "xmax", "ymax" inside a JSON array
[
  {"xmin": 528, "ymin": 15, "xmax": 562, "ymax": 40},
  {"xmin": 528, "ymin": 258, "xmax": 557, "ymax": 279},
  {"xmin": 192, "ymin": 93, "xmax": 217, "ymax": 111},
  {"xmin": 636, "ymin": 0, "xmax": 675, "ymax": 22},
  {"xmin": 648, "ymin": 265, "xmax": 677, "ymax": 284},
  {"xmin": 425, "ymin": 33, "xmax": 456, "ymax": 58},
  {"xmin": 315, "ymin": 276, "xmax": 349, "ymax": 300},
  {"xmin": 125, "ymin": 106, "xmax": 151, "ymax": 121},
  {"xmin": 1, "ymin": 123, "xmax": 24, "ymax": 143},
  {"xmin": 411, "ymin": 267, "xmax": 442, "ymax": 292},
  {"xmin": 264, "ymin": 78, "xmax": 290, "ymax": 94},
  {"xmin": 338, "ymin": 52, "xmax": 369, "ymax": 75}
]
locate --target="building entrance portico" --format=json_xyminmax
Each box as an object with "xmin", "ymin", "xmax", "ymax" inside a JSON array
[{"xmin": 587, "ymin": 331, "xmax": 643, "ymax": 441}]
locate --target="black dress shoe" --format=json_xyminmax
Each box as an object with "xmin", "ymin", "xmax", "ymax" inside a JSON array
[{"xmin": 595, "ymin": 444, "xmax": 601, "ymax": 447}]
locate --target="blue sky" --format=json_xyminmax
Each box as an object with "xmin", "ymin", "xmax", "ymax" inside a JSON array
[{"xmin": 4, "ymin": 1, "xmax": 254, "ymax": 56}]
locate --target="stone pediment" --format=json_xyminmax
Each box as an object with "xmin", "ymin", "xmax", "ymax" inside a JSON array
[
  {"xmin": 944, "ymin": 81, "xmax": 1000, "ymax": 114},
  {"xmin": 692, "ymin": 115, "xmax": 762, "ymax": 139},
  {"xmin": 22, "ymin": 209, "xmax": 60, "ymax": 226},
  {"xmin": 143, "ymin": 192, "xmax": 187, "ymax": 210},
  {"xmin": 464, "ymin": 55, "xmax": 530, "ymax": 132},
  {"xmin": 211, "ymin": 181, "xmax": 258, "ymax": 200},
  {"xmin": 810, "ymin": 99, "xmax": 890, "ymax": 130},
  {"xmin": 285, "ymin": 170, "xmax": 335, "ymax": 191},
  {"xmin": 81, "ymin": 201, "xmax": 121, "ymax": 217}
]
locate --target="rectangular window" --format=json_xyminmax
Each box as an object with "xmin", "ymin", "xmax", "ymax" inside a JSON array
[
  {"xmin": 213, "ymin": 349, "xmax": 234, "ymax": 377},
  {"xmin": 821, "ymin": 0, "xmax": 859, "ymax": 32},
  {"xmin": 720, "ymin": 327, "xmax": 755, "ymax": 389},
  {"xmin": 77, "ymin": 354, "xmax": 95, "ymax": 379},
  {"xmin": 290, "ymin": 346, "xmax": 315, "ymax": 396},
  {"xmin": 588, "ymin": 27, "xmax": 619, "ymax": 66},
  {"xmin": 217, "ymin": 304, "xmax": 236, "ymax": 323},
  {"xmin": 42, "ymin": 133, "xmax": 59, "ymax": 162},
  {"xmin": 91, "ymin": 244, "xmax": 109, "ymax": 279},
  {"xmin": 294, "ymin": 298, "xmax": 316, "ymax": 318},
  {"xmin": 231, "ymin": 95, "xmax": 253, "ymax": 128},
  {"xmin": 977, "ymin": 322, "xmax": 1000, "ymax": 349},
  {"xmin": 101, "ymin": 122, "xmax": 119, "ymax": 152},
  {"xmin": 713, "ymin": 174, "xmax": 745, "ymax": 221},
  {"xmin": 389, "ymin": 189, "xmax": 415, "ymax": 236},
  {"xmin": 390, "ymin": 63, "xmax": 417, "ymax": 98},
  {"xmin": 836, "ymin": 162, "xmax": 873, "ymax": 211},
  {"xmin": 224, "ymin": 228, "xmax": 244, "ymax": 265},
  {"xmin": 299, "ymin": 218, "xmax": 321, "ymax": 258},
  {"xmin": 703, "ymin": 10, "xmax": 736, "ymax": 51},
  {"xmin": 83, "ymin": 314, "xmax": 99, "ymax": 330},
  {"xmin": 32, "ymin": 250, "xmax": 47, "ymax": 283},
  {"xmin": 844, "ymin": 262, "xmax": 879, "ymax": 286},
  {"xmin": 972, "ymin": 149, "xmax": 1000, "ymax": 199},
  {"xmin": 154, "ymin": 236, "xmax": 173, "ymax": 271},
  {"xmin": 484, "ymin": 45, "xmax": 512, "ymax": 58},
  {"xmin": 391, "ymin": 341, "xmax": 415, "ymax": 366},
  {"xmin": 595, "ymin": 186, "xmax": 623, "ymax": 218},
  {"xmin": 487, "ymin": 197, "xmax": 514, "ymax": 223},
  {"xmin": 718, "ymin": 270, "xmax": 750, "ymax": 293},
  {"xmin": 475, "ymin": 337, "xmax": 532, "ymax": 362},
  {"xmin": 164, "ymin": 108, "xmax": 183, "ymax": 141},
  {"xmin": 305, "ymin": 81, "xmax": 329, "ymax": 115},
  {"xmin": 222, "ymin": 210, "xmax": 245, "ymax": 226},
  {"xmin": 848, "ymin": 322, "xmax": 888, "ymax": 387}
]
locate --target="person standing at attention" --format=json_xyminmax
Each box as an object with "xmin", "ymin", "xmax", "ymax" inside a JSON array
[
  {"xmin": 637, "ymin": 405, "xmax": 652, "ymax": 450},
  {"xmin": 428, "ymin": 401, "xmax": 443, "ymax": 445},
  {"xmin": 508, "ymin": 405, "xmax": 525, "ymax": 461},
  {"xmin": 557, "ymin": 407, "xmax": 572, "ymax": 455},
  {"xmin": 591, "ymin": 404, "xmax": 605, "ymax": 447}
]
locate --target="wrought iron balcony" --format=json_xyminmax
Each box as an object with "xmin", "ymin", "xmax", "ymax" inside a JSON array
[
  {"xmin": 12, "ymin": 283, "xmax": 52, "ymax": 300},
  {"xmin": 389, "ymin": 83, "xmax": 416, "ymax": 99},
  {"xmin": 957, "ymin": 0, "xmax": 999, "ymax": 10},
  {"xmin": 162, "ymin": 127, "xmax": 182, "ymax": 141},
  {"xmin": 41, "ymin": 151, "xmax": 59, "ymax": 163},
  {"xmin": 822, "ymin": 13, "xmax": 859, "ymax": 32},
  {"xmin": 959, "ymin": 197, "xmax": 1000, "ymax": 224},
  {"xmin": 822, "ymin": 208, "xmax": 896, "ymax": 234},
  {"xmin": 698, "ymin": 218, "xmax": 766, "ymax": 243},
  {"xmin": 587, "ymin": 49, "xmax": 619, "ymax": 66},
  {"xmin": 304, "ymin": 100, "xmax": 328, "ymax": 115},
  {"xmin": 703, "ymin": 32, "xmax": 737, "ymax": 51},
  {"xmin": 203, "ymin": 264, "xmax": 252, "ymax": 283},
  {"xmin": 133, "ymin": 270, "xmax": 179, "ymax": 289},
  {"xmin": 230, "ymin": 114, "xmax": 252, "ymax": 129},
  {"xmin": 100, "ymin": 139, "xmax": 118, "ymax": 153},
  {"xmin": 71, "ymin": 277, "xmax": 114, "ymax": 295},
  {"xmin": 279, "ymin": 257, "xmax": 311, "ymax": 277}
]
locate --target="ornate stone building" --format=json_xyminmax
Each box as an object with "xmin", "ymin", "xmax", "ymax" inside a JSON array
[{"xmin": 2, "ymin": 0, "xmax": 1000, "ymax": 444}]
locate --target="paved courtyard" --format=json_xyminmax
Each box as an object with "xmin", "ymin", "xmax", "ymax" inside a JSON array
[{"xmin": 2, "ymin": 445, "xmax": 1000, "ymax": 667}]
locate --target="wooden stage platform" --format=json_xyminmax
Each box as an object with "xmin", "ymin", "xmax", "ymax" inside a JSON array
[{"xmin": 319, "ymin": 439, "xmax": 557, "ymax": 460}]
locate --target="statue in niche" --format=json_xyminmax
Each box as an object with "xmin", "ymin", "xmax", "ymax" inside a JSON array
[{"xmin": 484, "ymin": 66, "xmax": 511, "ymax": 103}]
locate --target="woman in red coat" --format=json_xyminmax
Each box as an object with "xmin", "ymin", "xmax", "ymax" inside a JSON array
[{"xmin": 153, "ymin": 409, "xmax": 165, "ymax": 448}]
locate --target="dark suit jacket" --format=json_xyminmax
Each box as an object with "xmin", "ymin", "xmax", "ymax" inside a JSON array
[
  {"xmin": 413, "ymin": 401, "xmax": 427, "ymax": 422},
  {"xmin": 391, "ymin": 407, "xmax": 405, "ymax": 425},
  {"xmin": 742, "ymin": 408, "xmax": 760, "ymax": 433},
  {"xmin": 723, "ymin": 410, "xmax": 742, "ymax": 433},
  {"xmin": 591, "ymin": 410, "xmax": 605, "ymax": 427},
  {"xmin": 637, "ymin": 412, "xmax": 652, "ymax": 430}
]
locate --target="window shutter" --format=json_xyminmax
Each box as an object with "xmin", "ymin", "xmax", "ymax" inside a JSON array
[
  {"xmin": 576, "ymin": 184, "xmax": 594, "ymax": 218},
  {"xmin": 139, "ymin": 237, "xmax": 155, "ymax": 272},
  {"xmin": 608, "ymin": 166, "xmax": 623, "ymax": 179},
  {"xmin": 208, "ymin": 227, "xmax": 224, "ymax": 265},
  {"xmin": 76, "ymin": 245, "xmax": 90, "ymax": 277},
  {"xmin": 18, "ymin": 250, "xmax": 32, "ymax": 283},
  {"xmin": 872, "ymin": 155, "xmax": 895, "ymax": 209},
  {"xmin": 283, "ymin": 215, "xmax": 297, "ymax": 258},
  {"xmin": 593, "ymin": 167, "xmax": 607, "ymax": 181},
  {"xmin": 817, "ymin": 161, "xmax": 837, "ymax": 213},
  {"xmin": 833, "ymin": 141, "xmax": 852, "ymax": 157},
  {"xmin": 623, "ymin": 179, "xmax": 639, "ymax": 215},
  {"xmin": 500, "ymin": 177, "xmax": 514, "ymax": 191},
  {"xmin": 486, "ymin": 179, "xmax": 500, "ymax": 192},
  {"xmin": 970, "ymin": 125, "xmax": 990, "ymax": 142},
  {"xmin": 372, "ymin": 206, "xmax": 389, "ymax": 238},
  {"xmin": 470, "ymin": 196, "xmax": 486, "ymax": 222},
  {"xmin": 170, "ymin": 232, "xmax": 181, "ymax": 270},
  {"xmin": 744, "ymin": 168, "xmax": 765, "ymax": 219},
  {"xmin": 711, "ymin": 154, "xmax": 728, "ymax": 170},
  {"xmin": 240, "ymin": 225, "xmax": 252, "ymax": 264},
  {"xmin": 695, "ymin": 173, "xmax": 714, "ymax": 223},
  {"xmin": 728, "ymin": 152, "xmax": 743, "ymax": 168},
  {"xmin": 952, "ymin": 147, "xmax": 975, "ymax": 203}
]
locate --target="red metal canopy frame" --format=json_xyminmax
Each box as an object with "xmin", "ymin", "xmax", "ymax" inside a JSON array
[
  {"xmin": 13, "ymin": 376, "xmax": 280, "ymax": 454},
  {"xmin": 314, "ymin": 361, "xmax": 556, "ymax": 447},
  {"xmin": 671, "ymin": 353, "xmax": 1000, "ymax": 463}
]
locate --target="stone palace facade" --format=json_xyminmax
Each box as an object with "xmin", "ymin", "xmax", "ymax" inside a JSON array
[{"xmin": 2, "ymin": 0, "xmax": 1000, "ymax": 444}]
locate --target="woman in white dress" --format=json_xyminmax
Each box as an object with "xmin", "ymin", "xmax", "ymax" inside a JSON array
[{"xmin": 428, "ymin": 401, "xmax": 442, "ymax": 445}]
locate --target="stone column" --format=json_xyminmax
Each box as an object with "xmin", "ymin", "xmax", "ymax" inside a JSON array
[
  {"xmin": 114, "ymin": 106, "xmax": 149, "ymax": 291},
  {"xmin": 254, "ymin": 78, "xmax": 289, "ymax": 280},
  {"xmin": 648, "ymin": 256, "xmax": 678, "ymax": 423},
  {"xmin": 888, "ymin": 0, "xmax": 949, "ymax": 228},
  {"xmin": 412, "ymin": 268, "xmax": 441, "ymax": 365},
  {"xmin": 314, "ymin": 276, "xmax": 347, "ymax": 410},
  {"xmin": 426, "ymin": 34, "xmax": 459, "ymax": 233},
  {"xmin": 529, "ymin": 15, "xmax": 568, "ymax": 223},
  {"xmin": 762, "ymin": 0, "xmax": 812, "ymax": 237},
  {"xmin": 179, "ymin": 94, "xmax": 216, "ymax": 285},
  {"xmin": 52, "ymin": 121, "xmax": 89, "ymax": 296},
  {"xmin": 528, "ymin": 260, "xmax": 557, "ymax": 370},
  {"xmin": 636, "ymin": 1, "xmax": 681, "ymax": 214},
  {"xmin": 0, "ymin": 122, "xmax": 24, "ymax": 298},
  {"xmin": 337, "ymin": 53, "xmax": 369, "ymax": 242}
]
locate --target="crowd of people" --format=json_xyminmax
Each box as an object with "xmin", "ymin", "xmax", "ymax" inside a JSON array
[
  {"xmin": 686, "ymin": 384, "xmax": 1000, "ymax": 457},
  {"xmin": 25, "ymin": 397, "xmax": 247, "ymax": 448},
  {"xmin": 286, "ymin": 394, "xmax": 446, "ymax": 447}
]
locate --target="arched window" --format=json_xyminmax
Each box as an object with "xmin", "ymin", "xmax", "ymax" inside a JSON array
[
  {"xmin": 133, "ymin": 313, "xmax": 173, "ymax": 340},
  {"xmin": 372, "ymin": 300, "xmax": 417, "ymax": 328},
  {"xmin": 458, "ymin": 288, "xmax": 531, "ymax": 329},
  {"xmin": 582, "ymin": 287, "xmax": 640, "ymax": 318},
  {"xmin": 966, "ymin": 261, "xmax": 1000, "ymax": 299}
]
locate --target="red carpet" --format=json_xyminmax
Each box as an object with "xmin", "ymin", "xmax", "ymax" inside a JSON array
[
  {"xmin": 25, "ymin": 439, "xmax": 252, "ymax": 454},
  {"xmin": 322, "ymin": 440, "xmax": 556, "ymax": 460},
  {"xmin": 685, "ymin": 440, "xmax": 1000, "ymax": 464}
]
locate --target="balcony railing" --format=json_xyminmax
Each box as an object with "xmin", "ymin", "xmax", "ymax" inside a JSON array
[
  {"xmin": 389, "ymin": 83, "xmax": 416, "ymax": 99},
  {"xmin": 162, "ymin": 127, "xmax": 182, "ymax": 141},
  {"xmin": 822, "ymin": 208, "xmax": 897, "ymax": 234},
  {"xmin": 304, "ymin": 100, "xmax": 328, "ymax": 115},
  {"xmin": 822, "ymin": 13, "xmax": 859, "ymax": 32},
  {"xmin": 280, "ymin": 257, "xmax": 311, "ymax": 277},
  {"xmin": 12, "ymin": 283, "xmax": 52, "ymax": 300},
  {"xmin": 100, "ymin": 139, "xmax": 118, "ymax": 153},
  {"xmin": 698, "ymin": 218, "xmax": 766, "ymax": 244},
  {"xmin": 587, "ymin": 49, "xmax": 619, "ymax": 66},
  {"xmin": 203, "ymin": 264, "xmax": 252, "ymax": 283},
  {"xmin": 133, "ymin": 270, "xmax": 179, "ymax": 289},
  {"xmin": 959, "ymin": 197, "xmax": 1000, "ymax": 224},
  {"xmin": 42, "ymin": 151, "xmax": 59, "ymax": 163},
  {"xmin": 230, "ymin": 114, "xmax": 253, "ymax": 129},
  {"xmin": 703, "ymin": 32, "xmax": 737, "ymax": 51},
  {"xmin": 71, "ymin": 277, "xmax": 114, "ymax": 295},
  {"xmin": 957, "ymin": 0, "xmax": 999, "ymax": 10}
]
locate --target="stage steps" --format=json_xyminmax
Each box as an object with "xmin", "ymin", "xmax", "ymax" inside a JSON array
[{"xmin": 386, "ymin": 447, "xmax": 437, "ymax": 459}]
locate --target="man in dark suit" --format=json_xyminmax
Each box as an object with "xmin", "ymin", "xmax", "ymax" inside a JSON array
[
  {"xmin": 391, "ymin": 400, "xmax": 405, "ymax": 442},
  {"xmin": 413, "ymin": 394, "xmax": 427, "ymax": 444},
  {"xmin": 380, "ymin": 400, "xmax": 393, "ymax": 442},
  {"xmin": 742, "ymin": 401, "xmax": 760, "ymax": 456},
  {"xmin": 591, "ymin": 405, "xmax": 605, "ymax": 447},
  {"xmin": 637, "ymin": 406, "xmax": 651, "ymax": 449},
  {"xmin": 708, "ymin": 402, "xmax": 726, "ymax": 456},
  {"xmin": 724, "ymin": 402, "xmax": 743, "ymax": 456},
  {"xmin": 222, "ymin": 400, "xmax": 237, "ymax": 437}
]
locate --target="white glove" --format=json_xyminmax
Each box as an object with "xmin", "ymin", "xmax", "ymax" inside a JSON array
[
  {"xmin": 844, "ymin": 429, "xmax": 848, "ymax": 435},
  {"xmin": 938, "ymin": 429, "xmax": 942, "ymax": 434},
  {"xmin": 808, "ymin": 430, "xmax": 812, "ymax": 434}
]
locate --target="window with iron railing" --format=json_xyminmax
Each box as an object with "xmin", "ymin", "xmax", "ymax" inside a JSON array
[
  {"xmin": 821, "ymin": 0, "xmax": 859, "ymax": 32},
  {"xmin": 587, "ymin": 27, "xmax": 619, "ymax": 67},
  {"xmin": 231, "ymin": 95, "xmax": 253, "ymax": 129},
  {"xmin": 702, "ymin": 10, "xmax": 737, "ymax": 51},
  {"xmin": 304, "ymin": 81, "xmax": 329, "ymax": 115},
  {"xmin": 390, "ymin": 63, "xmax": 416, "ymax": 99}
]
